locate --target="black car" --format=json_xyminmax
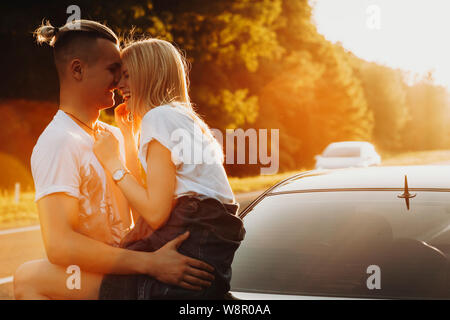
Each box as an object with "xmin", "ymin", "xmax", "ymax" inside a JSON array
[{"xmin": 230, "ymin": 166, "xmax": 450, "ymax": 299}]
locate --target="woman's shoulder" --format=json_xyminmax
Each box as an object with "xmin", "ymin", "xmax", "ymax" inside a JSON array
[
  {"xmin": 142, "ymin": 104, "xmax": 181, "ymax": 118},
  {"xmin": 142, "ymin": 104, "xmax": 192, "ymax": 125}
]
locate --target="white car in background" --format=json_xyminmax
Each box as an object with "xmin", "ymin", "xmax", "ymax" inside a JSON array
[{"xmin": 314, "ymin": 141, "xmax": 381, "ymax": 169}]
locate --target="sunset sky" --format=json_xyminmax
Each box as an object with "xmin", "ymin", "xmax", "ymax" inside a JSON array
[{"xmin": 311, "ymin": 0, "xmax": 450, "ymax": 89}]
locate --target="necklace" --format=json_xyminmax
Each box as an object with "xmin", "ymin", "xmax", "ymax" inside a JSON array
[{"xmin": 63, "ymin": 110, "xmax": 98, "ymax": 134}]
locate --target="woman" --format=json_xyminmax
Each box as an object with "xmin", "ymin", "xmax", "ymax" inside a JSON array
[{"xmin": 93, "ymin": 38, "xmax": 245, "ymax": 299}]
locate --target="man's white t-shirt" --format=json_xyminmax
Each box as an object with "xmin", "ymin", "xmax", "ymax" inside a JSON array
[
  {"xmin": 31, "ymin": 110, "xmax": 130, "ymax": 246},
  {"xmin": 138, "ymin": 104, "xmax": 236, "ymax": 204}
]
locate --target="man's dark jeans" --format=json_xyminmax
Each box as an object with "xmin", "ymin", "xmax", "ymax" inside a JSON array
[{"xmin": 99, "ymin": 196, "xmax": 245, "ymax": 299}]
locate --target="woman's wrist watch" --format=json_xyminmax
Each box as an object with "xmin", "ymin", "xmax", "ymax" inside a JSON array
[{"xmin": 112, "ymin": 168, "xmax": 129, "ymax": 183}]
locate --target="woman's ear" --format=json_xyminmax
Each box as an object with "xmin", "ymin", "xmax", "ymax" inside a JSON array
[{"xmin": 69, "ymin": 59, "xmax": 83, "ymax": 81}]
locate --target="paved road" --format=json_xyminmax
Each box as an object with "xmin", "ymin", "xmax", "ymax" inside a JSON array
[
  {"xmin": 0, "ymin": 227, "xmax": 45, "ymax": 300},
  {"xmin": 0, "ymin": 191, "xmax": 263, "ymax": 300}
]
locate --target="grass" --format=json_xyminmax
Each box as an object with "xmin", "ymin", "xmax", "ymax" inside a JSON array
[
  {"xmin": 380, "ymin": 149, "xmax": 450, "ymax": 166},
  {"xmin": 0, "ymin": 190, "xmax": 39, "ymax": 230},
  {"xmin": 2, "ymin": 148, "xmax": 450, "ymax": 229}
]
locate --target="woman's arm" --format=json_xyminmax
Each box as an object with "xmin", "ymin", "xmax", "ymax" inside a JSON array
[
  {"xmin": 122, "ymin": 133, "xmax": 141, "ymax": 182},
  {"xmin": 114, "ymin": 103, "xmax": 142, "ymax": 182},
  {"xmin": 113, "ymin": 103, "xmax": 145, "ymax": 223},
  {"xmin": 94, "ymin": 130, "xmax": 176, "ymax": 230},
  {"xmin": 120, "ymin": 133, "xmax": 144, "ymax": 224}
]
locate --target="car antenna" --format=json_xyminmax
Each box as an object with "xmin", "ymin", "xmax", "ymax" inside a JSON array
[{"xmin": 397, "ymin": 175, "xmax": 416, "ymax": 210}]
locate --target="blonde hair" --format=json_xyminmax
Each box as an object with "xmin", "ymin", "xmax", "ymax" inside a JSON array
[{"xmin": 122, "ymin": 38, "xmax": 220, "ymax": 153}]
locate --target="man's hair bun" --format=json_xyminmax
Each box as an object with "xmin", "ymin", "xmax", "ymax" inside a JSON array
[{"xmin": 34, "ymin": 20, "xmax": 59, "ymax": 47}]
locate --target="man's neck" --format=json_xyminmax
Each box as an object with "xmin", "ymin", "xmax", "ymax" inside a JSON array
[{"xmin": 59, "ymin": 95, "xmax": 100, "ymax": 129}]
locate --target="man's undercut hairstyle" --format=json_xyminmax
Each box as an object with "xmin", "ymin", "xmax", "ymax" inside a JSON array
[{"xmin": 34, "ymin": 19, "xmax": 119, "ymax": 78}]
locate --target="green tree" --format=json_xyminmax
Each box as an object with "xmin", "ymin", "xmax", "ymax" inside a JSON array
[
  {"xmin": 351, "ymin": 57, "xmax": 409, "ymax": 150},
  {"xmin": 256, "ymin": 1, "xmax": 373, "ymax": 170},
  {"xmin": 402, "ymin": 76, "xmax": 450, "ymax": 150}
]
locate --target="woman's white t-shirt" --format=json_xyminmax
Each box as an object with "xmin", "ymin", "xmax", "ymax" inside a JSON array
[{"xmin": 138, "ymin": 104, "xmax": 236, "ymax": 204}]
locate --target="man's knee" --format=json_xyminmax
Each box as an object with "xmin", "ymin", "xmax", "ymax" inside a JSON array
[{"xmin": 14, "ymin": 261, "xmax": 42, "ymax": 300}]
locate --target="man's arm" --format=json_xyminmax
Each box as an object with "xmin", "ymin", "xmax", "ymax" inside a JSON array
[{"xmin": 38, "ymin": 193, "xmax": 214, "ymax": 289}]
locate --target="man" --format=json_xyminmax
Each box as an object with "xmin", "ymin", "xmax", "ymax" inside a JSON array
[{"xmin": 14, "ymin": 19, "xmax": 214, "ymax": 299}]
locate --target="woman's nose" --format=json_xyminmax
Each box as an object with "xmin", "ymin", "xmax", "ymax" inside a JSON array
[{"xmin": 117, "ymin": 75, "xmax": 125, "ymax": 90}]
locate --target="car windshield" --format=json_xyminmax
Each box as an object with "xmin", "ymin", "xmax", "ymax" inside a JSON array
[
  {"xmin": 323, "ymin": 146, "xmax": 361, "ymax": 157},
  {"xmin": 231, "ymin": 190, "xmax": 450, "ymax": 299}
]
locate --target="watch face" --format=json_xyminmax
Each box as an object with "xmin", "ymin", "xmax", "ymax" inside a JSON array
[{"xmin": 113, "ymin": 169, "xmax": 124, "ymax": 181}]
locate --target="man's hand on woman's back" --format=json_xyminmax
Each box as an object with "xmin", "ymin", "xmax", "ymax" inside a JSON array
[{"xmin": 146, "ymin": 231, "xmax": 215, "ymax": 291}]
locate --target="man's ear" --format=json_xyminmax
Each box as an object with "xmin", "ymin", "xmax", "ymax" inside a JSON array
[{"xmin": 69, "ymin": 59, "xmax": 83, "ymax": 81}]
